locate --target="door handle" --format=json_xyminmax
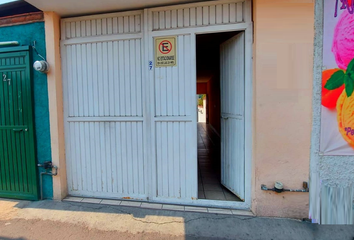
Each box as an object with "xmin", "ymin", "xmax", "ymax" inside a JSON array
[{"xmin": 13, "ymin": 128, "xmax": 27, "ymax": 132}]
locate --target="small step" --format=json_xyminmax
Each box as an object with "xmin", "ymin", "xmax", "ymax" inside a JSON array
[{"xmin": 63, "ymin": 196, "xmax": 254, "ymax": 216}]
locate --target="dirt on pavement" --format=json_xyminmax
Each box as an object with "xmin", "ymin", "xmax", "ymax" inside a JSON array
[{"xmin": 0, "ymin": 219, "xmax": 188, "ymax": 240}]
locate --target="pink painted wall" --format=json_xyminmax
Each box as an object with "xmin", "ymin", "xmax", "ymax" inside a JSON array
[{"xmin": 252, "ymin": 0, "xmax": 314, "ymax": 218}]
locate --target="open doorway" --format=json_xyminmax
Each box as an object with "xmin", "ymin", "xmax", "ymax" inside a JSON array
[
  {"xmin": 197, "ymin": 94, "xmax": 207, "ymax": 123},
  {"xmin": 196, "ymin": 31, "xmax": 244, "ymax": 202}
]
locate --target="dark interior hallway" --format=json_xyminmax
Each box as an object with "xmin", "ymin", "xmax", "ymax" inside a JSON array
[{"xmin": 197, "ymin": 123, "xmax": 241, "ymax": 201}]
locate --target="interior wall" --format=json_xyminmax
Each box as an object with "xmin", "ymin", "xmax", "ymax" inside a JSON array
[
  {"xmin": 197, "ymin": 82, "xmax": 209, "ymax": 123},
  {"xmin": 207, "ymin": 76, "xmax": 221, "ymax": 135},
  {"xmin": 253, "ymin": 0, "xmax": 314, "ymax": 218},
  {"xmin": 197, "ymin": 36, "xmax": 220, "ymax": 134},
  {"xmin": 197, "ymin": 83, "xmax": 207, "ymax": 94},
  {"xmin": 196, "ymin": 77, "xmax": 221, "ymax": 133},
  {"xmin": 196, "ymin": 32, "xmax": 237, "ymax": 135}
]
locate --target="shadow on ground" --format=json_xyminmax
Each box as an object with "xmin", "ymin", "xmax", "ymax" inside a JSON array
[{"xmin": 0, "ymin": 198, "xmax": 353, "ymax": 240}]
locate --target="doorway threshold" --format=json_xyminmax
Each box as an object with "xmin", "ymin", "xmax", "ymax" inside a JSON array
[{"xmin": 63, "ymin": 196, "xmax": 254, "ymax": 217}]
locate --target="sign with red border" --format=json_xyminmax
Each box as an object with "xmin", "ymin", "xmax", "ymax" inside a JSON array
[{"xmin": 155, "ymin": 37, "xmax": 177, "ymax": 67}]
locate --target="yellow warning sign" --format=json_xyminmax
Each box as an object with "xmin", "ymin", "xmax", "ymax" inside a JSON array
[{"xmin": 155, "ymin": 37, "xmax": 177, "ymax": 67}]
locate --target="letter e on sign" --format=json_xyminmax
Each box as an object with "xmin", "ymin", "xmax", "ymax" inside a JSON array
[{"xmin": 155, "ymin": 36, "xmax": 177, "ymax": 67}]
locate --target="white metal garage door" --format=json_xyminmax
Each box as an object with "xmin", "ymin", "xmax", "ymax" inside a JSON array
[
  {"xmin": 61, "ymin": 11, "xmax": 148, "ymax": 199},
  {"xmin": 60, "ymin": 0, "xmax": 251, "ymax": 204},
  {"xmin": 146, "ymin": 1, "xmax": 249, "ymax": 202},
  {"xmin": 148, "ymin": 33, "xmax": 197, "ymax": 200}
]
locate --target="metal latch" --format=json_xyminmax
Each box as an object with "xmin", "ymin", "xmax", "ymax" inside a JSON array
[{"xmin": 13, "ymin": 128, "xmax": 28, "ymax": 132}]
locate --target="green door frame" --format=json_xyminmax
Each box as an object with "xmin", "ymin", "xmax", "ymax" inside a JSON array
[{"xmin": 0, "ymin": 46, "xmax": 39, "ymax": 200}]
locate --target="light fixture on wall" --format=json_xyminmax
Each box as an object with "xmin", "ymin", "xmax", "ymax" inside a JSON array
[{"xmin": 32, "ymin": 41, "xmax": 49, "ymax": 73}]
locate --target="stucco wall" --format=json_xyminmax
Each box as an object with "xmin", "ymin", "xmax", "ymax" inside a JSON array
[
  {"xmin": 309, "ymin": 0, "xmax": 354, "ymax": 224},
  {"xmin": 0, "ymin": 22, "xmax": 53, "ymax": 199},
  {"xmin": 253, "ymin": 0, "xmax": 314, "ymax": 218}
]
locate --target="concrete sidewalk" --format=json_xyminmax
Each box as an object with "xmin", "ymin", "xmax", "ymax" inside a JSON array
[{"xmin": 0, "ymin": 199, "xmax": 353, "ymax": 240}]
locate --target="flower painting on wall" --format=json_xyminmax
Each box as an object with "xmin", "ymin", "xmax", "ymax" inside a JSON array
[{"xmin": 320, "ymin": 0, "xmax": 354, "ymax": 155}]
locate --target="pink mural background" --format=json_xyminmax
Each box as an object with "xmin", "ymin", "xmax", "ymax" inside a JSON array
[{"xmin": 320, "ymin": 0, "xmax": 354, "ymax": 155}]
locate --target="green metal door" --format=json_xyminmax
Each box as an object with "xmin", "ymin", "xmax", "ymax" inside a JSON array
[{"xmin": 0, "ymin": 46, "xmax": 38, "ymax": 200}]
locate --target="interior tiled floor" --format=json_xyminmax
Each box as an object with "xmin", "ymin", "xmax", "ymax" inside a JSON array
[{"xmin": 198, "ymin": 123, "xmax": 241, "ymax": 201}]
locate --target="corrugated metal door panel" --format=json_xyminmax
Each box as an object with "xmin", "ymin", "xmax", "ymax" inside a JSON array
[
  {"xmin": 156, "ymin": 121, "xmax": 195, "ymax": 199},
  {"xmin": 0, "ymin": 50, "xmax": 38, "ymax": 200},
  {"xmin": 62, "ymin": 11, "xmax": 143, "ymax": 40},
  {"xmin": 153, "ymin": 34, "xmax": 197, "ymax": 200},
  {"xmin": 151, "ymin": 1, "xmax": 245, "ymax": 30},
  {"xmin": 220, "ymin": 32, "xmax": 245, "ymax": 200},
  {"xmin": 65, "ymin": 39, "xmax": 143, "ymax": 118},
  {"xmin": 66, "ymin": 122, "xmax": 145, "ymax": 198},
  {"xmin": 154, "ymin": 35, "xmax": 192, "ymax": 117},
  {"xmin": 320, "ymin": 184, "xmax": 354, "ymax": 224},
  {"xmin": 62, "ymin": 26, "xmax": 147, "ymax": 199}
]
